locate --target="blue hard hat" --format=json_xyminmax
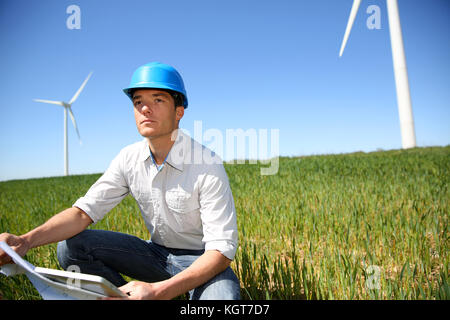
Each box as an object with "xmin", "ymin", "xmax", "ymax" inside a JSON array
[{"xmin": 123, "ymin": 62, "xmax": 188, "ymax": 108}]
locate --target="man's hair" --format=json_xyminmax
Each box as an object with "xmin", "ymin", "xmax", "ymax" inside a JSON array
[{"xmin": 166, "ymin": 89, "xmax": 184, "ymax": 109}]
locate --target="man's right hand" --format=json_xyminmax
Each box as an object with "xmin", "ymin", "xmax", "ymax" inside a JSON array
[
  {"xmin": 0, "ymin": 233, "xmax": 31, "ymax": 266},
  {"xmin": 0, "ymin": 207, "xmax": 92, "ymax": 267}
]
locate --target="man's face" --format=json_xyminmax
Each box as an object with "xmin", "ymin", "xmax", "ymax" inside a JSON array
[{"xmin": 132, "ymin": 89, "xmax": 184, "ymax": 140}]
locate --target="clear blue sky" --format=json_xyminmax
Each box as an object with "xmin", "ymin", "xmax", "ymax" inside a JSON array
[{"xmin": 0, "ymin": 0, "xmax": 449, "ymax": 181}]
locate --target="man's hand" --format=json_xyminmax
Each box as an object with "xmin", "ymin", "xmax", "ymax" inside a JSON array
[
  {"xmin": 103, "ymin": 250, "xmax": 231, "ymax": 300},
  {"xmin": 1, "ymin": 207, "xmax": 92, "ymax": 267},
  {"xmin": 104, "ymin": 281, "xmax": 165, "ymax": 300},
  {"xmin": 0, "ymin": 233, "xmax": 31, "ymax": 266}
]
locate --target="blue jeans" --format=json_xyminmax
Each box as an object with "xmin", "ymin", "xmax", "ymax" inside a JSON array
[{"xmin": 56, "ymin": 229, "xmax": 240, "ymax": 300}]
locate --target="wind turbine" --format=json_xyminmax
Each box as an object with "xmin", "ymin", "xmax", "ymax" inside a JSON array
[
  {"xmin": 339, "ymin": 0, "xmax": 416, "ymax": 149},
  {"xmin": 34, "ymin": 72, "xmax": 93, "ymax": 176}
]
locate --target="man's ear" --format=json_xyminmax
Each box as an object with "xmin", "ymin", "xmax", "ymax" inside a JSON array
[{"xmin": 175, "ymin": 106, "xmax": 184, "ymax": 121}]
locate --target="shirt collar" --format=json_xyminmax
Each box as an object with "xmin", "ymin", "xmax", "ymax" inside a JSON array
[{"xmin": 139, "ymin": 130, "xmax": 187, "ymax": 172}]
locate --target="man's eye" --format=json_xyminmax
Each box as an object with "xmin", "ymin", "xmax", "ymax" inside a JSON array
[
  {"xmin": 134, "ymin": 101, "xmax": 142, "ymax": 106},
  {"xmin": 155, "ymin": 99, "xmax": 163, "ymax": 103}
]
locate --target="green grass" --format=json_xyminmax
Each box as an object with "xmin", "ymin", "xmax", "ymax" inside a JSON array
[{"xmin": 0, "ymin": 146, "xmax": 448, "ymax": 300}]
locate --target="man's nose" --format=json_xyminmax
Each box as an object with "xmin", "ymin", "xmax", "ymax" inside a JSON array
[{"xmin": 141, "ymin": 104, "xmax": 152, "ymax": 114}]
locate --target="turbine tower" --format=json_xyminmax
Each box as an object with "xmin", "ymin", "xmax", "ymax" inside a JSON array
[
  {"xmin": 34, "ymin": 72, "xmax": 92, "ymax": 176},
  {"xmin": 339, "ymin": 0, "xmax": 416, "ymax": 149}
]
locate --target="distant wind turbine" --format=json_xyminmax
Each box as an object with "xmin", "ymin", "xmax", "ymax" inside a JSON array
[
  {"xmin": 339, "ymin": 0, "xmax": 416, "ymax": 149},
  {"xmin": 34, "ymin": 72, "xmax": 93, "ymax": 176}
]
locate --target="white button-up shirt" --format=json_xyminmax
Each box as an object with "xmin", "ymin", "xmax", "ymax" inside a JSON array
[{"xmin": 73, "ymin": 130, "xmax": 238, "ymax": 260}]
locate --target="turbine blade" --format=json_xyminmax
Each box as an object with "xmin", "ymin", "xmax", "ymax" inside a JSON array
[
  {"xmin": 68, "ymin": 107, "xmax": 82, "ymax": 145},
  {"xmin": 339, "ymin": 0, "xmax": 362, "ymax": 57},
  {"xmin": 69, "ymin": 71, "xmax": 93, "ymax": 105},
  {"xmin": 33, "ymin": 99, "xmax": 65, "ymax": 106}
]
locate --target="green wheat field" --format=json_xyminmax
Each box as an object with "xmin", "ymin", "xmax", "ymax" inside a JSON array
[{"xmin": 0, "ymin": 146, "xmax": 448, "ymax": 300}]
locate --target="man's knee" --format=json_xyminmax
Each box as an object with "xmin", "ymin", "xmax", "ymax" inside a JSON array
[
  {"xmin": 56, "ymin": 230, "xmax": 88, "ymax": 270},
  {"xmin": 191, "ymin": 267, "xmax": 241, "ymax": 300}
]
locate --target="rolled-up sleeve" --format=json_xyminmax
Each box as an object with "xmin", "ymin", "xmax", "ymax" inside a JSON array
[
  {"xmin": 199, "ymin": 164, "xmax": 238, "ymax": 260},
  {"xmin": 73, "ymin": 150, "xmax": 129, "ymax": 224}
]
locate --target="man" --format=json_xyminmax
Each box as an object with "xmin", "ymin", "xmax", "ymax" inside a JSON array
[{"xmin": 0, "ymin": 62, "xmax": 240, "ymax": 300}]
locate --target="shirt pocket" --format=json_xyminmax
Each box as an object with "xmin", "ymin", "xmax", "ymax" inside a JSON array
[{"xmin": 165, "ymin": 189, "xmax": 201, "ymax": 232}]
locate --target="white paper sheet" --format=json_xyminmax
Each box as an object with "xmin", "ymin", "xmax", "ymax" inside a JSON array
[{"xmin": 0, "ymin": 241, "xmax": 104, "ymax": 300}]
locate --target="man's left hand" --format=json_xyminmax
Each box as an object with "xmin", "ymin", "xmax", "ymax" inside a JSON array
[{"xmin": 104, "ymin": 281, "xmax": 164, "ymax": 300}]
